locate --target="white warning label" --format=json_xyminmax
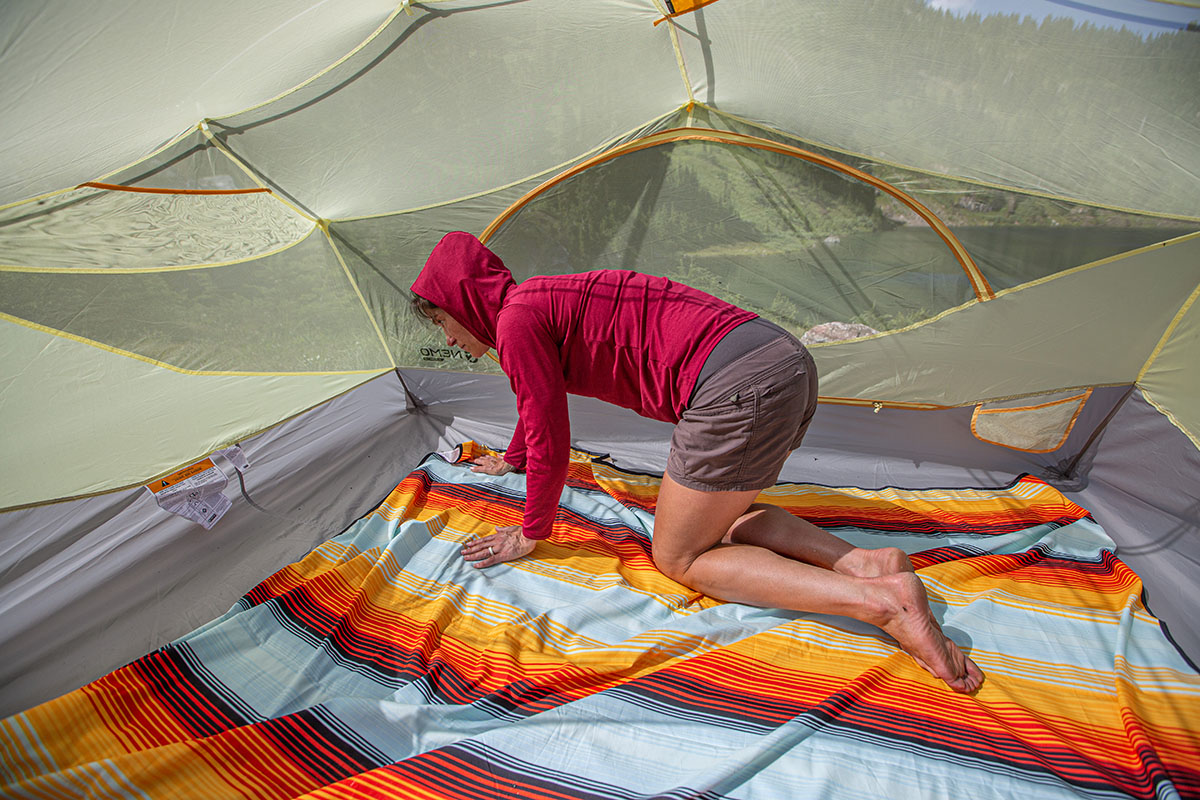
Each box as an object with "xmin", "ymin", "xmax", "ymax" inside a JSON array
[{"xmin": 145, "ymin": 457, "xmax": 232, "ymax": 529}]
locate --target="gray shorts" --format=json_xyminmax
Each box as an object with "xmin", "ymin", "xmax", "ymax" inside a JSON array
[{"xmin": 667, "ymin": 335, "xmax": 817, "ymax": 492}]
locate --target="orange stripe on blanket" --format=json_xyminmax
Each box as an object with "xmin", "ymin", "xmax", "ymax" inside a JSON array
[
  {"xmin": 918, "ymin": 554, "xmax": 1143, "ymax": 612},
  {"xmin": 253, "ymin": 555, "xmax": 683, "ymax": 710},
  {"xmin": 683, "ymin": 628, "xmax": 1186, "ymax": 786}
]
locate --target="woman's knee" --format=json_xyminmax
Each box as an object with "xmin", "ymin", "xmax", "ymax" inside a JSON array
[
  {"xmin": 655, "ymin": 507, "xmax": 777, "ymax": 581},
  {"xmin": 650, "ymin": 541, "xmax": 697, "ymax": 584}
]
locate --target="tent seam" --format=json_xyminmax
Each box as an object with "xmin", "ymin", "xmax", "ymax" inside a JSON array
[
  {"xmin": 204, "ymin": 0, "xmax": 499, "ymax": 126},
  {"xmin": 991, "ymin": 230, "xmax": 1200, "ymax": 301},
  {"xmin": 204, "ymin": 4, "xmax": 411, "ymax": 124},
  {"xmin": 0, "ymin": 125, "xmax": 202, "ymax": 213},
  {"xmin": 1132, "ymin": 272, "xmax": 1200, "ymax": 453},
  {"xmin": 321, "ymin": 221, "xmax": 397, "ymax": 369},
  {"xmin": 0, "ymin": 311, "xmax": 391, "ymax": 377},
  {"xmin": 0, "ymin": 223, "xmax": 320, "ymax": 275},
  {"xmin": 1146, "ymin": 0, "xmax": 1200, "ymax": 10},
  {"xmin": 199, "ymin": 121, "xmax": 319, "ymax": 222},
  {"xmin": 1133, "ymin": 388, "xmax": 1200, "ymax": 452},
  {"xmin": 1136, "ymin": 277, "xmax": 1200, "ymax": 382}
]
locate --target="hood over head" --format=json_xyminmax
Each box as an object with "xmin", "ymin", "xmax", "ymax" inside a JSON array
[{"xmin": 412, "ymin": 232, "xmax": 515, "ymax": 349}]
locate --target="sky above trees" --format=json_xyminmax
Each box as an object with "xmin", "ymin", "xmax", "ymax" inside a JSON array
[{"xmin": 925, "ymin": 0, "xmax": 1199, "ymax": 35}]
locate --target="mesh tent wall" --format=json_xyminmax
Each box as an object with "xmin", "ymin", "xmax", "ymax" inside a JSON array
[{"xmin": 1, "ymin": 0, "xmax": 1198, "ymax": 715}]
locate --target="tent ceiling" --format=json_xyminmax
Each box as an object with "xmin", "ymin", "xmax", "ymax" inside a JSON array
[
  {"xmin": 1, "ymin": 0, "xmax": 1197, "ymax": 509},
  {"xmin": 676, "ymin": 0, "xmax": 1199, "ymax": 217},
  {"xmin": 0, "ymin": 0, "xmax": 399, "ymax": 206},
  {"xmin": 4, "ymin": 2, "xmax": 1196, "ymax": 217}
]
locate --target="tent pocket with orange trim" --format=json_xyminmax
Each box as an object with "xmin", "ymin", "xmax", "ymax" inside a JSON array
[{"xmin": 971, "ymin": 389, "xmax": 1093, "ymax": 453}]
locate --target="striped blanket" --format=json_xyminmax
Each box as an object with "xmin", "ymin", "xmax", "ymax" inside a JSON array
[{"xmin": 2, "ymin": 442, "xmax": 1197, "ymax": 799}]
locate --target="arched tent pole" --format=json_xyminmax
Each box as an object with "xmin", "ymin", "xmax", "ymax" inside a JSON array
[{"xmin": 480, "ymin": 127, "xmax": 994, "ymax": 302}]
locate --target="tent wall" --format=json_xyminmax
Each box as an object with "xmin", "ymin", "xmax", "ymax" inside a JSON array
[
  {"xmin": 1073, "ymin": 390, "xmax": 1200, "ymax": 667},
  {"xmin": 1, "ymin": 364, "xmax": 1196, "ymax": 717},
  {"xmin": 4, "ymin": 0, "xmax": 1197, "ymax": 511},
  {"xmin": 0, "ymin": 318, "xmax": 388, "ymax": 509},
  {"xmin": 0, "ymin": 372, "xmax": 449, "ymax": 718},
  {"xmin": 408, "ymin": 371, "xmax": 1133, "ymax": 489},
  {"xmin": 810, "ymin": 235, "xmax": 1200, "ymax": 407},
  {"xmin": 5, "ymin": 0, "xmax": 1188, "ymax": 216}
]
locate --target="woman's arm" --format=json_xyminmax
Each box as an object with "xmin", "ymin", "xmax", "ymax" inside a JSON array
[
  {"xmin": 495, "ymin": 304, "xmax": 570, "ymax": 542},
  {"xmin": 501, "ymin": 416, "xmax": 528, "ymax": 471}
]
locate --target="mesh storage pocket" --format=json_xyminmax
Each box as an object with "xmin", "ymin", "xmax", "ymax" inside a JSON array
[{"xmin": 971, "ymin": 389, "xmax": 1092, "ymax": 452}]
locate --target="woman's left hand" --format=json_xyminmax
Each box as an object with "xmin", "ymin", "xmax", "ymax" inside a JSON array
[
  {"xmin": 461, "ymin": 525, "xmax": 536, "ymax": 568},
  {"xmin": 470, "ymin": 455, "xmax": 515, "ymax": 475}
]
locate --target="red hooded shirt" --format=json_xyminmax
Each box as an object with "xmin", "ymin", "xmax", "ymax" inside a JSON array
[{"xmin": 412, "ymin": 232, "xmax": 755, "ymax": 540}]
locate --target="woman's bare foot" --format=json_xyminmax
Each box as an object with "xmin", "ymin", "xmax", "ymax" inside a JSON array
[
  {"xmin": 836, "ymin": 546, "xmax": 914, "ymax": 579},
  {"xmin": 870, "ymin": 572, "xmax": 984, "ymax": 693}
]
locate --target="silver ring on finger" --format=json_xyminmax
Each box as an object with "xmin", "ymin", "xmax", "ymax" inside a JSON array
[{"xmin": 489, "ymin": 546, "xmax": 495, "ymax": 557}]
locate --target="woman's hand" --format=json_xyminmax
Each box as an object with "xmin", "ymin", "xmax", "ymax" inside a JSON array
[
  {"xmin": 461, "ymin": 525, "xmax": 536, "ymax": 568},
  {"xmin": 470, "ymin": 454, "xmax": 515, "ymax": 476}
]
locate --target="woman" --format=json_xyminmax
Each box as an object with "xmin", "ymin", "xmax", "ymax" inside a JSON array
[{"xmin": 411, "ymin": 231, "xmax": 983, "ymax": 694}]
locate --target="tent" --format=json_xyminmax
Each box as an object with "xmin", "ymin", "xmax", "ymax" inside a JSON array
[{"xmin": 1, "ymin": 0, "xmax": 1198, "ymax": 795}]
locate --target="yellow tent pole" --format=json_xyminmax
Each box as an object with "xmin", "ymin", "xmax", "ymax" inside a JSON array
[
  {"xmin": 480, "ymin": 127, "xmax": 993, "ymax": 301},
  {"xmin": 650, "ymin": 0, "xmax": 696, "ymax": 108},
  {"xmin": 693, "ymin": 104, "xmax": 1200, "ymax": 225}
]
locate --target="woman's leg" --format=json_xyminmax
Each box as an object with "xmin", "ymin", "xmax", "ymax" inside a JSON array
[
  {"xmin": 651, "ymin": 472, "xmax": 983, "ymax": 694},
  {"xmin": 725, "ymin": 502, "xmax": 914, "ymax": 578}
]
